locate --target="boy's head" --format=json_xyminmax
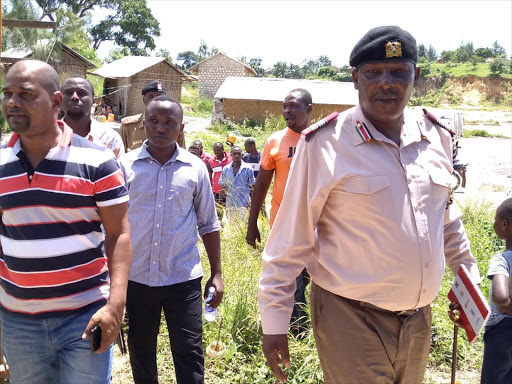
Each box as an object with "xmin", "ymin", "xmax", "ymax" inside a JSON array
[{"xmin": 494, "ymin": 198, "xmax": 512, "ymax": 240}]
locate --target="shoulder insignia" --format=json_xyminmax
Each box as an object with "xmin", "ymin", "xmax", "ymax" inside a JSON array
[
  {"xmin": 121, "ymin": 113, "xmax": 143, "ymax": 124},
  {"xmin": 422, "ymin": 108, "xmax": 455, "ymax": 137},
  {"xmin": 302, "ymin": 112, "xmax": 339, "ymax": 142}
]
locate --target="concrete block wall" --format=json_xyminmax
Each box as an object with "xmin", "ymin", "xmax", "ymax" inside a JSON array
[
  {"xmin": 126, "ymin": 61, "xmax": 183, "ymax": 116},
  {"xmin": 223, "ymin": 99, "xmax": 352, "ymax": 124},
  {"xmin": 198, "ymin": 54, "xmax": 253, "ymax": 98}
]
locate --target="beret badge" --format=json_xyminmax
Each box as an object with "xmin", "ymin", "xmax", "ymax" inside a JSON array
[{"xmin": 385, "ymin": 41, "xmax": 402, "ymax": 58}]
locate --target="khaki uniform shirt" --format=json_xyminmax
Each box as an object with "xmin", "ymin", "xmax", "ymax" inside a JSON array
[
  {"xmin": 258, "ymin": 105, "xmax": 480, "ymax": 335},
  {"xmin": 120, "ymin": 112, "xmax": 186, "ymax": 152}
]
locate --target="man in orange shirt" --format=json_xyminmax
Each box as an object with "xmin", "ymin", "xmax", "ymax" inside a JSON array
[{"xmin": 246, "ymin": 88, "xmax": 312, "ymax": 334}]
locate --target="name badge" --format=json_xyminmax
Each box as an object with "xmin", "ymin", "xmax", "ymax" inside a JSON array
[
  {"xmin": 212, "ymin": 166, "xmax": 222, "ymax": 173},
  {"xmin": 250, "ymin": 163, "xmax": 260, "ymax": 171}
]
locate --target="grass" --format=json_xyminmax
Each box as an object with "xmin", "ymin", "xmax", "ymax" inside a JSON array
[
  {"xmin": 112, "ymin": 115, "xmax": 505, "ymax": 383},
  {"xmin": 180, "ymin": 83, "xmax": 214, "ymax": 118},
  {"xmin": 424, "ymin": 62, "xmax": 512, "ymax": 80},
  {"xmin": 462, "ymin": 129, "xmax": 509, "ymax": 139}
]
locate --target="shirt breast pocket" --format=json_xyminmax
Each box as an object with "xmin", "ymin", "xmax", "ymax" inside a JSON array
[
  {"xmin": 340, "ymin": 174, "xmax": 394, "ymax": 220},
  {"xmin": 428, "ymin": 168, "xmax": 454, "ymax": 209},
  {"xmin": 168, "ymin": 185, "xmax": 195, "ymax": 216}
]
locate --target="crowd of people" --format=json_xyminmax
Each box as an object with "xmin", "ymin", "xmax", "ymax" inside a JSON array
[{"xmin": 0, "ymin": 25, "xmax": 510, "ymax": 384}]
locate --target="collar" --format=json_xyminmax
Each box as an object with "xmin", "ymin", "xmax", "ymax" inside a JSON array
[
  {"xmin": 8, "ymin": 120, "xmax": 73, "ymax": 148},
  {"xmin": 137, "ymin": 141, "xmax": 194, "ymax": 165},
  {"xmin": 212, "ymin": 152, "xmax": 230, "ymax": 163},
  {"xmin": 351, "ymin": 106, "xmax": 430, "ymax": 147},
  {"xmin": 351, "ymin": 105, "xmax": 380, "ymax": 147}
]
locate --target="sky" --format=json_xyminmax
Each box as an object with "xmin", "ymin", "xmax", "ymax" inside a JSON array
[{"xmin": 96, "ymin": 0, "xmax": 512, "ymax": 68}]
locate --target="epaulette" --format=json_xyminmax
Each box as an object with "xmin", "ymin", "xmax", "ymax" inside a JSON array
[
  {"xmin": 121, "ymin": 113, "xmax": 143, "ymax": 124},
  {"xmin": 422, "ymin": 108, "xmax": 455, "ymax": 137},
  {"xmin": 302, "ymin": 112, "xmax": 339, "ymax": 142}
]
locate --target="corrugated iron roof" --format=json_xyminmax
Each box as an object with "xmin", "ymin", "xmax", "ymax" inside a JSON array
[
  {"xmin": 1, "ymin": 47, "xmax": 32, "ymax": 59},
  {"xmin": 215, "ymin": 77, "xmax": 358, "ymax": 105},
  {"xmin": 89, "ymin": 56, "xmax": 192, "ymax": 80},
  {"xmin": 1, "ymin": 40, "xmax": 96, "ymax": 68},
  {"xmin": 189, "ymin": 53, "xmax": 257, "ymax": 76}
]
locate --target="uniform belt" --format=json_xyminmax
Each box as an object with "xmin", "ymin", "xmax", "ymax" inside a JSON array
[{"xmin": 345, "ymin": 296, "xmax": 419, "ymax": 317}]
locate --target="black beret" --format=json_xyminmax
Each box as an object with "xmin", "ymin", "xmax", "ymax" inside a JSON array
[
  {"xmin": 350, "ymin": 26, "xmax": 417, "ymax": 68},
  {"xmin": 142, "ymin": 80, "xmax": 166, "ymax": 96}
]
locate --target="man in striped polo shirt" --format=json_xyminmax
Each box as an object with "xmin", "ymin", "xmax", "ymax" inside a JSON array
[{"xmin": 0, "ymin": 60, "xmax": 132, "ymax": 383}]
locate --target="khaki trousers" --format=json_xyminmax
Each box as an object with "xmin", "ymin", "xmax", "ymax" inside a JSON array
[{"xmin": 311, "ymin": 283, "xmax": 431, "ymax": 384}]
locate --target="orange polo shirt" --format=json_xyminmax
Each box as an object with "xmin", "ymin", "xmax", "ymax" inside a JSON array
[{"xmin": 260, "ymin": 127, "xmax": 302, "ymax": 227}]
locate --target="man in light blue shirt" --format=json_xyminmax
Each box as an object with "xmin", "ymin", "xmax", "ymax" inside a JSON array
[
  {"xmin": 119, "ymin": 95, "xmax": 223, "ymax": 384},
  {"xmin": 219, "ymin": 146, "xmax": 255, "ymax": 222}
]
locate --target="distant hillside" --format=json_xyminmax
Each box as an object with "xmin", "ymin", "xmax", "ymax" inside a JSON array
[{"xmin": 411, "ymin": 61, "xmax": 512, "ymax": 109}]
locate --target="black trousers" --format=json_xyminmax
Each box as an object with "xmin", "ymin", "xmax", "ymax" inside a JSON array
[{"xmin": 126, "ymin": 278, "xmax": 204, "ymax": 384}]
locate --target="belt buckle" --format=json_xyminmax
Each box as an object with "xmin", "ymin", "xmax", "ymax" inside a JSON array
[{"xmin": 396, "ymin": 308, "xmax": 418, "ymax": 316}]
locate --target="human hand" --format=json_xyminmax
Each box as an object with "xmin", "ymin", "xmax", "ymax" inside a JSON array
[
  {"xmin": 82, "ymin": 302, "xmax": 124, "ymax": 354},
  {"xmin": 204, "ymin": 273, "xmax": 224, "ymax": 308},
  {"xmin": 447, "ymin": 302, "xmax": 464, "ymax": 328},
  {"xmin": 262, "ymin": 334, "xmax": 290, "ymax": 383},
  {"xmin": 246, "ymin": 223, "xmax": 261, "ymax": 247}
]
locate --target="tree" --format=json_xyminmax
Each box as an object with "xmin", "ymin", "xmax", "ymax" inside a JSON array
[
  {"xmin": 441, "ymin": 50, "xmax": 456, "ymax": 62},
  {"xmin": 105, "ymin": 46, "xmax": 130, "ymax": 63},
  {"xmin": 301, "ymin": 59, "xmax": 320, "ymax": 77},
  {"xmin": 90, "ymin": 0, "xmax": 160, "ymax": 55},
  {"xmin": 417, "ymin": 44, "xmax": 427, "ymax": 59},
  {"xmin": 427, "ymin": 44, "xmax": 437, "ymax": 61},
  {"xmin": 1, "ymin": 0, "xmax": 40, "ymax": 50},
  {"xmin": 317, "ymin": 55, "xmax": 331, "ymax": 68},
  {"xmin": 271, "ymin": 61, "xmax": 289, "ymax": 78},
  {"xmin": 475, "ymin": 47, "xmax": 494, "ymax": 59},
  {"xmin": 176, "ymin": 51, "xmax": 199, "ymax": 69},
  {"xmin": 318, "ymin": 66, "xmax": 337, "ymax": 79},
  {"xmin": 490, "ymin": 57, "xmax": 507, "ymax": 74},
  {"xmin": 248, "ymin": 58, "xmax": 265, "ymax": 77},
  {"xmin": 155, "ymin": 48, "xmax": 172, "ymax": 63},
  {"xmin": 33, "ymin": 0, "xmax": 160, "ymax": 55},
  {"xmin": 2, "ymin": 0, "xmax": 98, "ymax": 63},
  {"xmin": 492, "ymin": 41, "xmax": 506, "ymax": 57},
  {"xmin": 455, "ymin": 41, "xmax": 474, "ymax": 62},
  {"xmin": 52, "ymin": 9, "xmax": 97, "ymax": 61}
]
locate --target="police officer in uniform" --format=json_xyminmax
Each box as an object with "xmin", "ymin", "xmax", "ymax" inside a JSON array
[
  {"xmin": 119, "ymin": 80, "xmax": 186, "ymax": 151},
  {"xmin": 258, "ymin": 26, "xmax": 480, "ymax": 384}
]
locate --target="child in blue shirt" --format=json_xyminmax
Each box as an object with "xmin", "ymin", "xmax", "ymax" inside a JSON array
[{"xmin": 482, "ymin": 197, "xmax": 512, "ymax": 384}]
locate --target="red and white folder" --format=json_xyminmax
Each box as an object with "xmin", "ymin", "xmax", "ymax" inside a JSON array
[{"xmin": 447, "ymin": 265, "xmax": 490, "ymax": 343}]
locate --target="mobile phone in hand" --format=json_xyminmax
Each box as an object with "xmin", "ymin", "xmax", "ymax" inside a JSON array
[{"xmin": 90, "ymin": 325, "xmax": 102, "ymax": 353}]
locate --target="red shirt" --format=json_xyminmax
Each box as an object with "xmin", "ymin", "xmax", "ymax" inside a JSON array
[
  {"xmin": 200, "ymin": 151, "xmax": 213, "ymax": 168},
  {"xmin": 209, "ymin": 152, "xmax": 232, "ymax": 193}
]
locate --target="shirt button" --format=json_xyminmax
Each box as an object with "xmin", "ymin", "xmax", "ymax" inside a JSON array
[
  {"xmin": 150, "ymin": 161, "xmax": 153, "ymax": 164},
  {"xmin": 158, "ymin": 204, "xmax": 162, "ymax": 208},
  {"xmin": 160, "ymin": 185, "xmax": 163, "ymax": 188},
  {"xmin": 156, "ymin": 224, "xmax": 160, "ymax": 227},
  {"xmin": 423, "ymin": 289, "xmax": 427, "ymax": 294},
  {"xmin": 154, "ymin": 242, "xmax": 158, "ymax": 246},
  {"xmin": 425, "ymin": 262, "xmax": 430, "ymax": 269},
  {"xmin": 153, "ymin": 261, "xmax": 156, "ymax": 264}
]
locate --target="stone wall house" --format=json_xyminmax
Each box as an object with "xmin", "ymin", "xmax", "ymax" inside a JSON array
[
  {"xmin": 88, "ymin": 56, "xmax": 193, "ymax": 118},
  {"xmin": 1, "ymin": 41, "xmax": 96, "ymax": 84},
  {"xmin": 189, "ymin": 53, "xmax": 257, "ymax": 98},
  {"xmin": 213, "ymin": 77, "xmax": 359, "ymax": 125}
]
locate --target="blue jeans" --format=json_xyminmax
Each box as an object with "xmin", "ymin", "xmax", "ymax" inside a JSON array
[
  {"xmin": 481, "ymin": 317, "xmax": 512, "ymax": 384},
  {"xmin": 0, "ymin": 304, "xmax": 113, "ymax": 384}
]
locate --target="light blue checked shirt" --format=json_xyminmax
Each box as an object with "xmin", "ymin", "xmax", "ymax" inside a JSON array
[
  {"xmin": 219, "ymin": 161, "xmax": 255, "ymax": 209},
  {"xmin": 119, "ymin": 142, "xmax": 220, "ymax": 287}
]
